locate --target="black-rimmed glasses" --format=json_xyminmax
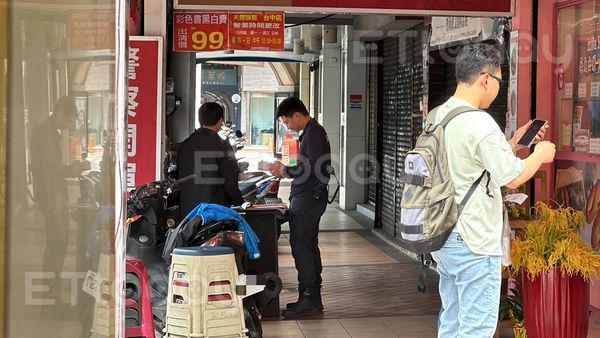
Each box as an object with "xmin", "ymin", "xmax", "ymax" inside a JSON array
[{"xmin": 481, "ymin": 72, "xmax": 504, "ymax": 86}]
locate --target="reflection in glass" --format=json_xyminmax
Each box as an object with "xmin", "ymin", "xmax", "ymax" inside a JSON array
[{"xmin": 6, "ymin": 2, "xmax": 122, "ymax": 337}]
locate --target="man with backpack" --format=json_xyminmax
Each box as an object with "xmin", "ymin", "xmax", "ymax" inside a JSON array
[{"xmin": 410, "ymin": 43, "xmax": 555, "ymax": 337}]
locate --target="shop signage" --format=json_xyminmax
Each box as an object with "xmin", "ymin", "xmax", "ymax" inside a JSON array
[
  {"xmin": 201, "ymin": 68, "xmax": 237, "ymax": 86},
  {"xmin": 174, "ymin": 0, "xmax": 512, "ymax": 15},
  {"xmin": 430, "ymin": 17, "xmax": 495, "ymax": 48},
  {"xmin": 127, "ymin": 37, "xmax": 163, "ymax": 191},
  {"xmin": 173, "ymin": 12, "xmax": 284, "ymax": 52},
  {"xmin": 68, "ymin": 10, "xmax": 115, "ymax": 50},
  {"xmin": 349, "ymin": 94, "xmax": 363, "ymax": 111}
]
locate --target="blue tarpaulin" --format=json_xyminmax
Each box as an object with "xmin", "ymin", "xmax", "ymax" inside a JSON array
[{"xmin": 186, "ymin": 203, "xmax": 261, "ymax": 260}]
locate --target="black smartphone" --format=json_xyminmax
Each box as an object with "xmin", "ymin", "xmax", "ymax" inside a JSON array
[{"xmin": 517, "ymin": 119, "xmax": 548, "ymax": 147}]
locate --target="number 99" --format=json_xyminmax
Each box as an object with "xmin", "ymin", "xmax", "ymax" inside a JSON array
[{"xmin": 192, "ymin": 31, "xmax": 224, "ymax": 50}]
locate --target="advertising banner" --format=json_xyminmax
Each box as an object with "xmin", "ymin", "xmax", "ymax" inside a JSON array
[
  {"xmin": 174, "ymin": 12, "xmax": 284, "ymax": 52},
  {"xmin": 127, "ymin": 37, "xmax": 163, "ymax": 191}
]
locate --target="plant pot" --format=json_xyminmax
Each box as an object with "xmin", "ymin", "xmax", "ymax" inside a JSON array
[{"xmin": 521, "ymin": 268, "xmax": 590, "ymax": 338}]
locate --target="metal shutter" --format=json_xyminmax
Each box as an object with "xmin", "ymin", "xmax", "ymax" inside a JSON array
[
  {"xmin": 395, "ymin": 31, "xmax": 414, "ymax": 239},
  {"xmin": 393, "ymin": 27, "xmax": 427, "ymax": 240},
  {"xmin": 380, "ymin": 36, "xmax": 399, "ymax": 237},
  {"xmin": 366, "ymin": 42, "xmax": 379, "ymax": 207}
]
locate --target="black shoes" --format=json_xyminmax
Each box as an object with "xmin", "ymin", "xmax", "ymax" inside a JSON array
[
  {"xmin": 285, "ymin": 294, "xmax": 323, "ymax": 311},
  {"xmin": 282, "ymin": 289, "xmax": 323, "ymax": 318}
]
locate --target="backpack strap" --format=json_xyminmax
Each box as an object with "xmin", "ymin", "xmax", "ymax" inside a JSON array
[
  {"xmin": 425, "ymin": 105, "xmax": 479, "ymax": 132},
  {"xmin": 439, "ymin": 106, "xmax": 481, "ymax": 128},
  {"xmin": 427, "ymin": 104, "xmax": 488, "ymax": 207},
  {"xmin": 424, "ymin": 107, "xmax": 440, "ymax": 127},
  {"xmin": 460, "ymin": 170, "xmax": 488, "ymax": 207}
]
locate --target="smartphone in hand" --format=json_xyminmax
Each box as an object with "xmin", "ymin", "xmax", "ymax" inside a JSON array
[{"xmin": 517, "ymin": 119, "xmax": 548, "ymax": 147}]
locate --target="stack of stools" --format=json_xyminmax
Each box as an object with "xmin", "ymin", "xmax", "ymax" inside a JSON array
[
  {"xmin": 125, "ymin": 257, "xmax": 155, "ymax": 338},
  {"xmin": 165, "ymin": 246, "xmax": 247, "ymax": 338}
]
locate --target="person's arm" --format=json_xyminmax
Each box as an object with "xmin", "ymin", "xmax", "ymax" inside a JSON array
[
  {"xmin": 505, "ymin": 141, "xmax": 555, "ymax": 189},
  {"xmin": 476, "ymin": 126, "xmax": 555, "ymax": 190},
  {"xmin": 220, "ymin": 142, "xmax": 244, "ymax": 205}
]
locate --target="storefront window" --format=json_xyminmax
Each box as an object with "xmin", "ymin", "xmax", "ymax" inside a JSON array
[
  {"xmin": 4, "ymin": 1, "xmax": 126, "ymax": 337},
  {"xmin": 554, "ymin": 0, "xmax": 600, "ymax": 249},
  {"xmin": 555, "ymin": 0, "xmax": 599, "ymax": 154}
]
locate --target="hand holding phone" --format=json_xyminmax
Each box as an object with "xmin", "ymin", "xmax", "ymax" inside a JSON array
[{"xmin": 516, "ymin": 119, "xmax": 548, "ymax": 147}]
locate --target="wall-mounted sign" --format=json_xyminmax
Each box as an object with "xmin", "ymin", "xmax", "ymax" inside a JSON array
[
  {"xmin": 127, "ymin": 37, "xmax": 163, "ymax": 191},
  {"xmin": 174, "ymin": 0, "xmax": 512, "ymax": 15},
  {"xmin": 201, "ymin": 68, "xmax": 237, "ymax": 86},
  {"xmin": 430, "ymin": 17, "xmax": 495, "ymax": 48},
  {"xmin": 173, "ymin": 12, "xmax": 284, "ymax": 52},
  {"xmin": 69, "ymin": 10, "xmax": 115, "ymax": 50}
]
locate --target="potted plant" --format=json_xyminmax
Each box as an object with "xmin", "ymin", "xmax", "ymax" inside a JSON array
[
  {"xmin": 498, "ymin": 278, "xmax": 526, "ymax": 338},
  {"xmin": 510, "ymin": 202, "xmax": 600, "ymax": 338}
]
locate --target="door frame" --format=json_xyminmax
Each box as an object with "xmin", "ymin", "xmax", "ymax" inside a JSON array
[{"xmin": 0, "ymin": 0, "xmax": 7, "ymax": 334}]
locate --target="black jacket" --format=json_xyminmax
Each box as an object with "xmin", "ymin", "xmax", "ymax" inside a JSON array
[
  {"xmin": 286, "ymin": 118, "xmax": 331, "ymax": 198},
  {"xmin": 177, "ymin": 128, "xmax": 244, "ymax": 216}
]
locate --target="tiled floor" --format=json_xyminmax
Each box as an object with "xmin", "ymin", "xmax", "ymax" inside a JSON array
[{"xmin": 270, "ymin": 187, "xmax": 600, "ymax": 337}]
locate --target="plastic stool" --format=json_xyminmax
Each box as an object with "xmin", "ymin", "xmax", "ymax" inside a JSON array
[
  {"xmin": 125, "ymin": 257, "xmax": 155, "ymax": 338},
  {"xmin": 165, "ymin": 246, "xmax": 247, "ymax": 338}
]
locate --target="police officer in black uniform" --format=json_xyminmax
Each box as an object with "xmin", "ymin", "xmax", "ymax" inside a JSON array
[
  {"xmin": 177, "ymin": 102, "xmax": 244, "ymax": 216},
  {"xmin": 269, "ymin": 97, "xmax": 331, "ymax": 318}
]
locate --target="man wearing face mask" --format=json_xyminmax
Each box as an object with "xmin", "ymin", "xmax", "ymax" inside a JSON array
[{"xmin": 269, "ymin": 97, "xmax": 331, "ymax": 318}]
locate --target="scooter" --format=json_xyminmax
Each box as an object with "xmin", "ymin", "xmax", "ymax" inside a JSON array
[{"xmin": 125, "ymin": 175, "xmax": 283, "ymax": 338}]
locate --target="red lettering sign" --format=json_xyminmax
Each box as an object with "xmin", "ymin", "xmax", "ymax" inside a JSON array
[
  {"xmin": 229, "ymin": 12, "xmax": 284, "ymax": 51},
  {"xmin": 173, "ymin": 12, "xmax": 229, "ymax": 52},
  {"xmin": 127, "ymin": 37, "xmax": 163, "ymax": 191},
  {"xmin": 173, "ymin": 12, "xmax": 285, "ymax": 52}
]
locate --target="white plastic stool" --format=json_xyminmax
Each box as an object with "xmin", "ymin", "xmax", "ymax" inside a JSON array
[{"xmin": 165, "ymin": 246, "xmax": 247, "ymax": 338}]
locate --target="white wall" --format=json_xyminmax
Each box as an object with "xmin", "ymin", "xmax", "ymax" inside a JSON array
[{"xmin": 339, "ymin": 25, "xmax": 368, "ymax": 210}]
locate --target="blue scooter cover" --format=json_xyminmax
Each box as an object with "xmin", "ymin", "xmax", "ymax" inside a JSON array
[{"xmin": 185, "ymin": 203, "xmax": 261, "ymax": 260}]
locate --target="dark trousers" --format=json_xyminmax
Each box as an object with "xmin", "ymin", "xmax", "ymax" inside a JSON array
[
  {"xmin": 288, "ymin": 194, "xmax": 327, "ymax": 291},
  {"xmin": 40, "ymin": 204, "xmax": 70, "ymax": 300}
]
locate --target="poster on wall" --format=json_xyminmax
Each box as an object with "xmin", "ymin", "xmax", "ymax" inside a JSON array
[
  {"xmin": 173, "ymin": 12, "xmax": 285, "ymax": 52},
  {"xmin": 554, "ymin": 160, "xmax": 600, "ymax": 251},
  {"xmin": 127, "ymin": 37, "xmax": 163, "ymax": 192},
  {"xmin": 505, "ymin": 30, "xmax": 519, "ymax": 140}
]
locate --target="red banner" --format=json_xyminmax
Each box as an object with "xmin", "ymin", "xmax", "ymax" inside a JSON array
[
  {"xmin": 173, "ymin": 12, "xmax": 284, "ymax": 52},
  {"xmin": 229, "ymin": 12, "xmax": 284, "ymax": 51},
  {"xmin": 174, "ymin": 12, "xmax": 229, "ymax": 51},
  {"xmin": 127, "ymin": 37, "xmax": 163, "ymax": 191},
  {"xmin": 175, "ymin": 0, "xmax": 511, "ymax": 15}
]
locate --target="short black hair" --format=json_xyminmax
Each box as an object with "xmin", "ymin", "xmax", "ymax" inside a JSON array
[
  {"xmin": 198, "ymin": 102, "xmax": 224, "ymax": 126},
  {"xmin": 276, "ymin": 97, "xmax": 309, "ymax": 119},
  {"xmin": 54, "ymin": 96, "xmax": 77, "ymax": 117},
  {"xmin": 455, "ymin": 43, "xmax": 503, "ymax": 85}
]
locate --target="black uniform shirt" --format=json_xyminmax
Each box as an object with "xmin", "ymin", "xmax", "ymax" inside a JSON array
[
  {"xmin": 177, "ymin": 128, "xmax": 244, "ymax": 216},
  {"xmin": 286, "ymin": 118, "xmax": 331, "ymax": 197}
]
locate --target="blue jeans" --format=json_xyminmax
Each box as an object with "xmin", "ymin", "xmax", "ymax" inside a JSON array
[{"xmin": 431, "ymin": 232, "xmax": 501, "ymax": 338}]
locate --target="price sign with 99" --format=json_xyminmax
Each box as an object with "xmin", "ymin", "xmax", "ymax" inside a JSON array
[
  {"xmin": 174, "ymin": 13, "xmax": 228, "ymax": 52},
  {"xmin": 191, "ymin": 30, "xmax": 225, "ymax": 51}
]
